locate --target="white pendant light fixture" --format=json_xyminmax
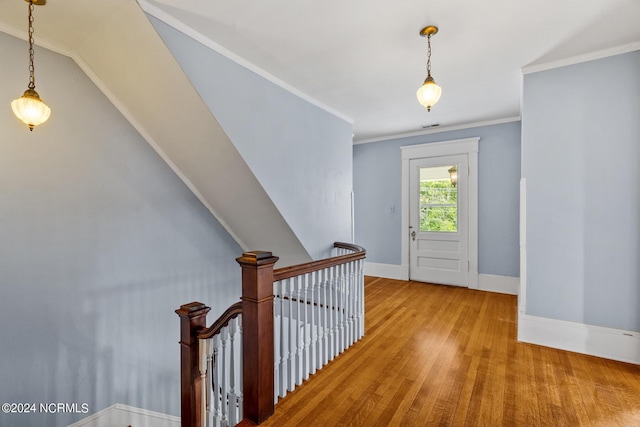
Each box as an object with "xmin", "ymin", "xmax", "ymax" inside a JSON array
[
  {"xmin": 11, "ymin": 0, "xmax": 51, "ymax": 131},
  {"xmin": 416, "ymin": 25, "xmax": 442, "ymax": 112}
]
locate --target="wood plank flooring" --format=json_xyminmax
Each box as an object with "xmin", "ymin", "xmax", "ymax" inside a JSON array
[{"xmin": 259, "ymin": 277, "xmax": 640, "ymax": 427}]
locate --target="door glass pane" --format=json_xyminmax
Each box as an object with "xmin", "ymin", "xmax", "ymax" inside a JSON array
[{"xmin": 419, "ymin": 165, "xmax": 457, "ymax": 232}]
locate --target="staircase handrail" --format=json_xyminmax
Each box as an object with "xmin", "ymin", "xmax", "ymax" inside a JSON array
[{"xmin": 177, "ymin": 242, "xmax": 365, "ymax": 427}]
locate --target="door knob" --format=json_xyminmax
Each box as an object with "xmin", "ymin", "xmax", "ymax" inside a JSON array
[{"xmin": 411, "ymin": 230, "xmax": 416, "ymax": 241}]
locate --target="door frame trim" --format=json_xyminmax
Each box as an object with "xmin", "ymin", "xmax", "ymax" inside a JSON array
[{"xmin": 400, "ymin": 138, "xmax": 479, "ymax": 287}]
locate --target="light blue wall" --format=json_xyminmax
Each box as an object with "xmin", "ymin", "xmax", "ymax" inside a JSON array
[
  {"xmin": 148, "ymin": 16, "xmax": 354, "ymax": 260},
  {"xmin": 522, "ymin": 50, "xmax": 640, "ymax": 331},
  {"xmin": 353, "ymin": 122, "xmax": 521, "ymax": 277},
  {"xmin": 0, "ymin": 33, "xmax": 242, "ymax": 427}
]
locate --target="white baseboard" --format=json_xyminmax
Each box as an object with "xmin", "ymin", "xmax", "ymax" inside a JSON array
[
  {"xmin": 366, "ymin": 265, "xmax": 519, "ymax": 297},
  {"xmin": 68, "ymin": 403, "xmax": 180, "ymax": 427},
  {"xmin": 364, "ymin": 262, "xmax": 403, "ymax": 280},
  {"xmin": 518, "ymin": 313, "xmax": 640, "ymax": 365},
  {"xmin": 478, "ymin": 274, "xmax": 519, "ymax": 295}
]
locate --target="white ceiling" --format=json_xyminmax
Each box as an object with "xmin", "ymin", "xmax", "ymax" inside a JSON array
[{"xmin": 2, "ymin": 0, "xmax": 640, "ymax": 142}]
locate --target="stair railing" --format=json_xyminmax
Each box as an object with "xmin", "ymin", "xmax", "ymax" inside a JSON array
[
  {"xmin": 272, "ymin": 243, "xmax": 365, "ymax": 402},
  {"xmin": 177, "ymin": 242, "xmax": 365, "ymax": 427}
]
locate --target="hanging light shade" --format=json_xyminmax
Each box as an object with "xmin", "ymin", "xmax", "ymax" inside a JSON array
[
  {"xmin": 11, "ymin": 0, "xmax": 50, "ymax": 131},
  {"xmin": 416, "ymin": 26, "xmax": 442, "ymax": 112},
  {"xmin": 11, "ymin": 89, "xmax": 51, "ymax": 130}
]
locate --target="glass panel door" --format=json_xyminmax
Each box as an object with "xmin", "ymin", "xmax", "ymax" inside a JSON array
[{"xmin": 409, "ymin": 155, "xmax": 468, "ymax": 286}]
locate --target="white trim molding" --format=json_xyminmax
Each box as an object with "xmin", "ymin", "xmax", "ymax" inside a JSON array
[
  {"xmin": 365, "ymin": 264, "xmax": 519, "ymax": 296},
  {"xmin": 400, "ymin": 138, "xmax": 479, "ymax": 289},
  {"xmin": 519, "ymin": 178, "xmax": 527, "ymax": 312},
  {"xmin": 68, "ymin": 403, "xmax": 180, "ymax": 427},
  {"xmin": 354, "ymin": 117, "xmax": 520, "ymax": 145},
  {"xmin": 0, "ymin": 23, "xmax": 71, "ymax": 58},
  {"xmin": 522, "ymin": 42, "xmax": 640, "ymax": 75},
  {"xmin": 478, "ymin": 274, "xmax": 519, "ymax": 295},
  {"xmin": 518, "ymin": 314, "xmax": 640, "ymax": 365},
  {"xmin": 137, "ymin": 0, "xmax": 353, "ymax": 125},
  {"xmin": 364, "ymin": 262, "xmax": 404, "ymax": 280}
]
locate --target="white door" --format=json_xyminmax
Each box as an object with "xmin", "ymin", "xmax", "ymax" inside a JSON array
[{"xmin": 409, "ymin": 155, "xmax": 469, "ymax": 286}]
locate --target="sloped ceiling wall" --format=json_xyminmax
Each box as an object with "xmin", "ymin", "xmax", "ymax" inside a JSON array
[
  {"xmin": 71, "ymin": 1, "xmax": 313, "ymax": 266},
  {"xmin": 1, "ymin": 0, "xmax": 312, "ymax": 266},
  {"xmin": 145, "ymin": 12, "xmax": 354, "ymax": 262},
  {"xmin": 0, "ymin": 29, "xmax": 246, "ymax": 425}
]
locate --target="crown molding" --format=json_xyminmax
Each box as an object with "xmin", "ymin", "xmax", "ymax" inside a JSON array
[
  {"xmin": 353, "ymin": 116, "xmax": 520, "ymax": 145},
  {"xmin": 136, "ymin": 0, "xmax": 353, "ymax": 125},
  {"xmin": 522, "ymin": 41, "xmax": 640, "ymax": 75},
  {"xmin": 0, "ymin": 22, "xmax": 71, "ymax": 58}
]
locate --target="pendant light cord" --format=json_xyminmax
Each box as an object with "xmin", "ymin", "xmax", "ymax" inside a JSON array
[
  {"xmin": 27, "ymin": 0, "xmax": 36, "ymax": 90},
  {"xmin": 426, "ymin": 33, "xmax": 432, "ymax": 79}
]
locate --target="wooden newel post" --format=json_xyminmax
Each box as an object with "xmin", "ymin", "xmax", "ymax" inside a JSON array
[
  {"xmin": 176, "ymin": 302, "xmax": 211, "ymax": 427},
  {"xmin": 236, "ymin": 251, "xmax": 279, "ymax": 424}
]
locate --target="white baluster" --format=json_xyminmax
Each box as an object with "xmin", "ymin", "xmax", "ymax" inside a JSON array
[
  {"xmin": 354, "ymin": 260, "xmax": 361, "ymax": 340},
  {"xmin": 359, "ymin": 258, "xmax": 365, "ymax": 338},
  {"xmin": 328, "ymin": 266, "xmax": 336, "ymax": 361},
  {"xmin": 287, "ymin": 277, "xmax": 295, "ymax": 392},
  {"xmin": 212, "ymin": 335, "xmax": 222, "ymax": 426},
  {"xmin": 335, "ymin": 265, "xmax": 341, "ymax": 356},
  {"xmin": 348, "ymin": 260, "xmax": 355, "ymax": 346},
  {"xmin": 228, "ymin": 320, "xmax": 237, "ymax": 426},
  {"xmin": 310, "ymin": 270, "xmax": 318, "ymax": 374},
  {"xmin": 302, "ymin": 273, "xmax": 310, "ymax": 381},
  {"xmin": 317, "ymin": 269, "xmax": 324, "ymax": 367},
  {"xmin": 272, "ymin": 283, "xmax": 280, "ymax": 402},
  {"xmin": 199, "ymin": 339, "xmax": 210, "ymax": 427},
  {"xmin": 322, "ymin": 268, "xmax": 330, "ymax": 366},
  {"xmin": 238, "ymin": 316, "xmax": 245, "ymax": 416},
  {"xmin": 346, "ymin": 263, "xmax": 353, "ymax": 345},
  {"xmin": 338, "ymin": 263, "xmax": 346, "ymax": 354},
  {"xmin": 279, "ymin": 279, "xmax": 286, "ymax": 398},
  {"xmin": 220, "ymin": 327, "xmax": 228, "ymax": 427},
  {"xmin": 336, "ymin": 265, "xmax": 342, "ymax": 355},
  {"xmin": 344, "ymin": 261, "xmax": 351, "ymax": 348},
  {"xmin": 336, "ymin": 265, "xmax": 344, "ymax": 354},
  {"xmin": 295, "ymin": 274, "xmax": 303, "ymax": 386}
]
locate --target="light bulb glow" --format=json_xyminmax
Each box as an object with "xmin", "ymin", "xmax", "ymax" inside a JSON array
[
  {"xmin": 11, "ymin": 89, "xmax": 51, "ymax": 130},
  {"xmin": 416, "ymin": 77, "xmax": 442, "ymax": 112}
]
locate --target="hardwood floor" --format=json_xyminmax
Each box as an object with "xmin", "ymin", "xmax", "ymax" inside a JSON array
[{"xmin": 260, "ymin": 276, "xmax": 640, "ymax": 427}]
